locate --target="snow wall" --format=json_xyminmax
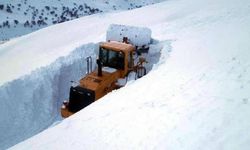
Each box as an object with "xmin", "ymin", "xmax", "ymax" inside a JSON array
[
  {"xmin": 106, "ymin": 24, "xmax": 152, "ymax": 47},
  {"xmin": 0, "ymin": 43, "xmax": 97, "ymax": 149}
]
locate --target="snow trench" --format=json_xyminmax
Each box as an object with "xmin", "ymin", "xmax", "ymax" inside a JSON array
[
  {"xmin": 0, "ymin": 43, "xmax": 97, "ymax": 149},
  {"xmin": 0, "ymin": 40, "xmax": 164, "ymax": 149}
]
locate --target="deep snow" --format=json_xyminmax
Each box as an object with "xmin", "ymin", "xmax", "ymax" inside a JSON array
[
  {"xmin": 1, "ymin": 0, "xmax": 250, "ymax": 149},
  {"xmin": 106, "ymin": 24, "xmax": 152, "ymax": 47},
  {"xmin": 0, "ymin": 43, "xmax": 98, "ymax": 148}
]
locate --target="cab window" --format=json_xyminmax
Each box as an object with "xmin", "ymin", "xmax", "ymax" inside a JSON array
[{"xmin": 99, "ymin": 48, "xmax": 125, "ymax": 70}]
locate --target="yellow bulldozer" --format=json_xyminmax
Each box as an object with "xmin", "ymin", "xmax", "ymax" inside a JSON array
[{"xmin": 61, "ymin": 25, "xmax": 151, "ymax": 118}]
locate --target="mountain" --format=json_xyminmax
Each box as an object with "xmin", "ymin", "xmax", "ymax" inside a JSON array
[
  {"xmin": 0, "ymin": 0, "xmax": 164, "ymax": 41},
  {"xmin": 1, "ymin": 0, "xmax": 250, "ymax": 149}
]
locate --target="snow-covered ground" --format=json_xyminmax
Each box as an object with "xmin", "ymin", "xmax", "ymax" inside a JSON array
[{"xmin": 0, "ymin": 0, "xmax": 250, "ymax": 149}]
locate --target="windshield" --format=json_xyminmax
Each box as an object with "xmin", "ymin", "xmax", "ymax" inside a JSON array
[{"xmin": 99, "ymin": 48, "xmax": 125, "ymax": 70}]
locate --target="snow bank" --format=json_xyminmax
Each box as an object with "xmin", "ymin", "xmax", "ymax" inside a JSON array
[
  {"xmin": 106, "ymin": 24, "xmax": 152, "ymax": 47},
  {"xmin": 0, "ymin": 43, "xmax": 97, "ymax": 149}
]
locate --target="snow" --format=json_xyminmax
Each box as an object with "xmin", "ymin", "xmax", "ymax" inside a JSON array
[
  {"xmin": 0, "ymin": 0, "xmax": 250, "ymax": 149},
  {"xmin": 0, "ymin": 19, "xmax": 102, "ymax": 86},
  {"xmin": 106, "ymin": 24, "xmax": 152, "ymax": 46},
  {"xmin": 0, "ymin": 44, "xmax": 97, "ymax": 149},
  {"xmin": 102, "ymin": 67, "xmax": 117, "ymax": 73}
]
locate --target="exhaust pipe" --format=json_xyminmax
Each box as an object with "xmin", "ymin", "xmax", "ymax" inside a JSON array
[{"xmin": 86, "ymin": 56, "xmax": 92, "ymax": 74}]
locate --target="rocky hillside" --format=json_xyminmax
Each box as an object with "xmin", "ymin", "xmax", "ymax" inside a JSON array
[{"xmin": 0, "ymin": 0, "xmax": 164, "ymax": 41}]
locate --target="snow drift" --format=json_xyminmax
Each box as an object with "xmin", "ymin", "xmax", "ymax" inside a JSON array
[{"xmin": 106, "ymin": 24, "xmax": 152, "ymax": 47}]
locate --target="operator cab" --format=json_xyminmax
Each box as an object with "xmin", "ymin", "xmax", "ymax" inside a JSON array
[
  {"xmin": 99, "ymin": 47, "xmax": 125, "ymax": 70},
  {"xmin": 100, "ymin": 41, "xmax": 135, "ymax": 78}
]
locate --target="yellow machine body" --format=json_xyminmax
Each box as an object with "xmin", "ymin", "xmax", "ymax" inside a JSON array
[{"xmin": 61, "ymin": 41, "xmax": 136, "ymax": 118}]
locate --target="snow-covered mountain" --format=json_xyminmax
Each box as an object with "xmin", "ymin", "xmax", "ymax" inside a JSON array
[
  {"xmin": 0, "ymin": 0, "xmax": 164, "ymax": 41},
  {"xmin": 0, "ymin": 0, "xmax": 250, "ymax": 149}
]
